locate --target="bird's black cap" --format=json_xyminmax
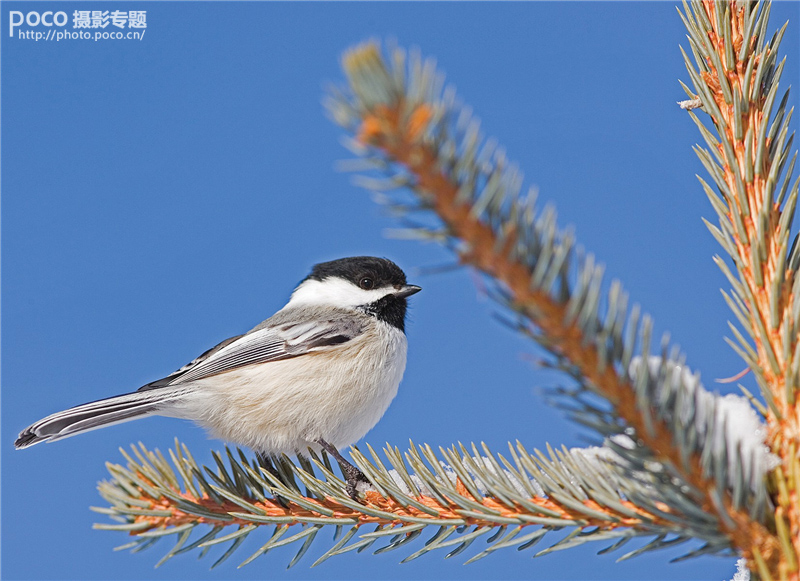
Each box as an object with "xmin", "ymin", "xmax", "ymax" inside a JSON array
[{"xmin": 306, "ymin": 256, "xmax": 408, "ymax": 289}]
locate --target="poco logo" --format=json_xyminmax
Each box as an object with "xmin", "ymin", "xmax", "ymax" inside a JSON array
[{"xmin": 9, "ymin": 11, "xmax": 68, "ymax": 37}]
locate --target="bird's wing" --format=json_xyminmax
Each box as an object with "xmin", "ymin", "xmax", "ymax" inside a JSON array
[
  {"xmin": 137, "ymin": 335, "xmax": 245, "ymax": 390},
  {"xmin": 138, "ymin": 310, "xmax": 366, "ymax": 390}
]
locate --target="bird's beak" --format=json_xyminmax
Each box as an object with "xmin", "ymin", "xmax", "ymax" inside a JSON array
[{"xmin": 395, "ymin": 284, "xmax": 422, "ymax": 298}]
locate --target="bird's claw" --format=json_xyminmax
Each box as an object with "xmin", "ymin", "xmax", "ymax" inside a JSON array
[{"xmin": 316, "ymin": 438, "xmax": 371, "ymax": 502}]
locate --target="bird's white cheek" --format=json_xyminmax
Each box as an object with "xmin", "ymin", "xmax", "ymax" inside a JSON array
[{"xmin": 286, "ymin": 278, "xmax": 391, "ymax": 309}]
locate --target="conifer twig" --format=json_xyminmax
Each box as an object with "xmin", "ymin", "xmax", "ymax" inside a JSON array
[
  {"xmin": 94, "ymin": 439, "xmax": 724, "ymax": 568},
  {"xmin": 677, "ymin": 1, "xmax": 799, "ymax": 575}
]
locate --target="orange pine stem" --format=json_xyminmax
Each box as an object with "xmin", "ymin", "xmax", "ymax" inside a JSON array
[
  {"xmin": 127, "ymin": 472, "xmax": 670, "ymax": 536},
  {"xmin": 698, "ymin": 2, "xmax": 799, "ymax": 574}
]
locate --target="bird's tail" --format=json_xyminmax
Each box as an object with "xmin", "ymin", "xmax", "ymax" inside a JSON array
[{"xmin": 14, "ymin": 388, "xmax": 189, "ymax": 449}]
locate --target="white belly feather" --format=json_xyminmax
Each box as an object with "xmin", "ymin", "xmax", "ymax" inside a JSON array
[{"xmin": 165, "ymin": 322, "xmax": 407, "ymax": 455}]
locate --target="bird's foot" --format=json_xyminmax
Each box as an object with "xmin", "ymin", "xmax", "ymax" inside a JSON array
[{"xmin": 316, "ymin": 439, "xmax": 370, "ymax": 502}]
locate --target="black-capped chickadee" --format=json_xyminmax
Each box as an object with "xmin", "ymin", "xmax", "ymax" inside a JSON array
[{"xmin": 15, "ymin": 256, "xmax": 421, "ymax": 494}]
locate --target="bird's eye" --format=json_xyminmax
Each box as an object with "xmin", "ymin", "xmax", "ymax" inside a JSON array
[{"xmin": 359, "ymin": 277, "xmax": 375, "ymax": 290}]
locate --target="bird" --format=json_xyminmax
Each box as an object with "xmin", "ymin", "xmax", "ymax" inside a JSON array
[{"xmin": 15, "ymin": 256, "xmax": 421, "ymax": 496}]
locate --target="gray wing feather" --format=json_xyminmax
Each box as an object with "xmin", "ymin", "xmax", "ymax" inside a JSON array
[
  {"xmin": 15, "ymin": 387, "xmax": 191, "ymax": 448},
  {"xmin": 138, "ymin": 335, "xmax": 244, "ymax": 391},
  {"xmin": 139, "ymin": 307, "xmax": 367, "ymax": 389}
]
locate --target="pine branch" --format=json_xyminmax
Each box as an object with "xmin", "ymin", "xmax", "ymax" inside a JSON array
[
  {"xmin": 677, "ymin": 1, "xmax": 799, "ymax": 576},
  {"xmin": 323, "ymin": 36, "xmax": 784, "ymax": 573},
  {"xmin": 95, "ymin": 438, "xmax": 731, "ymax": 568}
]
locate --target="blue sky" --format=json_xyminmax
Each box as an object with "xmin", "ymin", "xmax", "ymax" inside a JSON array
[{"xmin": 3, "ymin": 2, "xmax": 799, "ymax": 580}]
